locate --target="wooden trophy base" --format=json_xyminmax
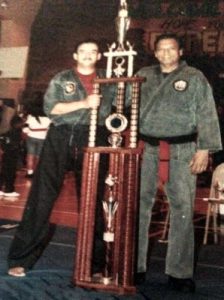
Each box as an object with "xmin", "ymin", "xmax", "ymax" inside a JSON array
[
  {"xmin": 73, "ymin": 146, "xmax": 141, "ymax": 295},
  {"xmin": 75, "ymin": 279, "xmax": 136, "ymax": 295}
]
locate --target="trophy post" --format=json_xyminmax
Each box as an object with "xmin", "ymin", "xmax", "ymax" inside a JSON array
[{"xmin": 73, "ymin": 0, "xmax": 145, "ymax": 295}]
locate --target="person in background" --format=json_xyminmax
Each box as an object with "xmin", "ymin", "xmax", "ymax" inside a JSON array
[
  {"xmin": 136, "ymin": 33, "xmax": 222, "ymax": 293},
  {"xmin": 0, "ymin": 115, "xmax": 24, "ymax": 198},
  {"xmin": 0, "ymin": 98, "xmax": 16, "ymax": 135},
  {"xmin": 23, "ymin": 92, "xmax": 51, "ymax": 178},
  {"xmin": 212, "ymin": 104, "xmax": 224, "ymax": 168},
  {"xmin": 7, "ymin": 39, "xmax": 116, "ymax": 277}
]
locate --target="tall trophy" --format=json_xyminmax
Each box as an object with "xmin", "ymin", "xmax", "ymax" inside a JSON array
[{"xmin": 73, "ymin": 0, "xmax": 145, "ymax": 294}]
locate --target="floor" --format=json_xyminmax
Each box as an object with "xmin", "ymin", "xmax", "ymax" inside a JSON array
[
  {"xmin": 0, "ymin": 169, "xmax": 224, "ymax": 299},
  {"xmin": 0, "ymin": 168, "xmax": 214, "ymax": 227},
  {"xmin": 0, "ymin": 169, "xmax": 79, "ymax": 227}
]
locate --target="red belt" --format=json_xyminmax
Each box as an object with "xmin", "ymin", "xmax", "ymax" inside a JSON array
[
  {"xmin": 140, "ymin": 133, "xmax": 197, "ymax": 184},
  {"xmin": 158, "ymin": 140, "xmax": 170, "ymax": 183}
]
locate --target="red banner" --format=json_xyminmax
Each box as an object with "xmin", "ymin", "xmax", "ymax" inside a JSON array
[{"xmin": 130, "ymin": 1, "xmax": 224, "ymax": 55}]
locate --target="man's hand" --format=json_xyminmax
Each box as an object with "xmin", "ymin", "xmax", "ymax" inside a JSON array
[
  {"xmin": 189, "ymin": 150, "xmax": 209, "ymax": 174},
  {"xmin": 85, "ymin": 94, "xmax": 101, "ymax": 109}
]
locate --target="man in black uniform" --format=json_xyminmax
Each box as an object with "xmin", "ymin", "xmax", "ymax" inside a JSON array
[{"xmin": 8, "ymin": 40, "xmax": 115, "ymax": 277}]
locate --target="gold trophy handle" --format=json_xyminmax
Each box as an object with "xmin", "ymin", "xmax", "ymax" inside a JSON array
[{"xmin": 88, "ymin": 83, "xmax": 100, "ymax": 147}]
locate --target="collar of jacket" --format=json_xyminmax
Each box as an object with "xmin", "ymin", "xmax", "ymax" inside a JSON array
[{"xmin": 155, "ymin": 60, "xmax": 188, "ymax": 75}]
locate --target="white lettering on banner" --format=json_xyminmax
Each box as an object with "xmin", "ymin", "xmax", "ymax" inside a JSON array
[
  {"xmin": 131, "ymin": 15, "xmax": 224, "ymax": 55},
  {"xmin": 218, "ymin": 31, "xmax": 224, "ymax": 52},
  {"xmin": 161, "ymin": 19, "xmax": 197, "ymax": 31},
  {"xmin": 129, "ymin": 0, "xmax": 222, "ymax": 19},
  {"xmin": 143, "ymin": 31, "xmax": 224, "ymax": 54},
  {"xmin": 203, "ymin": 32, "xmax": 218, "ymax": 53}
]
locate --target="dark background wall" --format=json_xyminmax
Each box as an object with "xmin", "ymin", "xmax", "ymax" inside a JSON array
[
  {"xmin": 25, "ymin": 0, "xmax": 118, "ymax": 91},
  {"xmin": 24, "ymin": 0, "xmax": 224, "ymax": 106},
  {"xmin": 24, "ymin": 0, "xmax": 156, "ymax": 96}
]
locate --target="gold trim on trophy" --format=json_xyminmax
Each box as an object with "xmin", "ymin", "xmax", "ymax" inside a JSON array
[{"xmin": 105, "ymin": 113, "xmax": 128, "ymax": 133}]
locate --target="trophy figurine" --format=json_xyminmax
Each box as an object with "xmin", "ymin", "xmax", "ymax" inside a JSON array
[
  {"xmin": 104, "ymin": 0, "xmax": 137, "ymax": 78},
  {"xmin": 103, "ymin": 174, "xmax": 118, "ymax": 243},
  {"xmin": 102, "ymin": 174, "xmax": 118, "ymax": 284},
  {"xmin": 115, "ymin": 0, "xmax": 130, "ymax": 50}
]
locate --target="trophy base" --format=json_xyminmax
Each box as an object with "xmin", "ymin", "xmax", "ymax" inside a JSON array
[
  {"xmin": 74, "ymin": 147, "xmax": 141, "ymax": 295},
  {"xmin": 102, "ymin": 277, "xmax": 113, "ymax": 285},
  {"xmin": 74, "ymin": 278, "xmax": 136, "ymax": 295},
  {"xmin": 92, "ymin": 275, "xmax": 113, "ymax": 285}
]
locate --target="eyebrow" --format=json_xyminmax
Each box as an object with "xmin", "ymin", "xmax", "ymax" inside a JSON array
[{"xmin": 78, "ymin": 49, "xmax": 98, "ymax": 52}]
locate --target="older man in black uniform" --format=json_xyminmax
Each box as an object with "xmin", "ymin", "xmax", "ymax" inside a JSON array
[{"xmin": 136, "ymin": 33, "xmax": 222, "ymax": 293}]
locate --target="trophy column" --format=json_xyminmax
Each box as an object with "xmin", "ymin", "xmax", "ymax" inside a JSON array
[
  {"xmin": 73, "ymin": 0, "xmax": 145, "ymax": 295},
  {"xmin": 73, "ymin": 78, "xmax": 144, "ymax": 295}
]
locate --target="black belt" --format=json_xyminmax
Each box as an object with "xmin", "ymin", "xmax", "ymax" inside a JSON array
[
  {"xmin": 140, "ymin": 133, "xmax": 197, "ymax": 146},
  {"xmin": 52, "ymin": 123, "xmax": 106, "ymax": 131},
  {"xmin": 51, "ymin": 123, "xmax": 89, "ymax": 131}
]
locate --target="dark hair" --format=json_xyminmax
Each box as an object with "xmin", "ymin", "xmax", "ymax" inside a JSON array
[
  {"xmin": 74, "ymin": 39, "xmax": 100, "ymax": 53},
  {"xmin": 24, "ymin": 91, "xmax": 46, "ymax": 121},
  {"xmin": 10, "ymin": 115, "xmax": 23, "ymax": 127},
  {"xmin": 154, "ymin": 33, "xmax": 183, "ymax": 50}
]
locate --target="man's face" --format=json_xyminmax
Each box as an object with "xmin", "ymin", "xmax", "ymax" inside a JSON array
[
  {"xmin": 73, "ymin": 43, "xmax": 101, "ymax": 68},
  {"xmin": 154, "ymin": 38, "xmax": 183, "ymax": 68}
]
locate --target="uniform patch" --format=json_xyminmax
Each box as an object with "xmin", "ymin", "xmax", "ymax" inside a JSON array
[
  {"xmin": 173, "ymin": 80, "xmax": 188, "ymax": 92},
  {"xmin": 64, "ymin": 82, "xmax": 76, "ymax": 94}
]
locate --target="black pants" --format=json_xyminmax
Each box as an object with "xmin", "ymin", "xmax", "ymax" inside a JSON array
[{"xmin": 8, "ymin": 124, "xmax": 108, "ymax": 270}]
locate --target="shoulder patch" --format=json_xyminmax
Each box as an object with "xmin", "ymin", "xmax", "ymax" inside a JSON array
[
  {"xmin": 173, "ymin": 80, "xmax": 188, "ymax": 92},
  {"xmin": 64, "ymin": 82, "xmax": 76, "ymax": 94}
]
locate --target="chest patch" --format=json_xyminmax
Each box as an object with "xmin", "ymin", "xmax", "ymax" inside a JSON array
[
  {"xmin": 173, "ymin": 80, "xmax": 188, "ymax": 92},
  {"xmin": 64, "ymin": 82, "xmax": 76, "ymax": 95}
]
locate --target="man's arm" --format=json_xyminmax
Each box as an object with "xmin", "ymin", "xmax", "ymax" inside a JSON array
[
  {"xmin": 195, "ymin": 73, "xmax": 222, "ymax": 152},
  {"xmin": 44, "ymin": 75, "xmax": 101, "ymax": 118},
  {"xmin": 50, "ymin": 94, "xmax": 101, "ymax": 115},
  {"xmin": 190, "ymin": 72, "xmax": 222, "ymax": 174}
]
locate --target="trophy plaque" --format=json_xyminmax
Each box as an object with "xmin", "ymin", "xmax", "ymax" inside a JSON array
[{"xmin": 73, "ymin": 0, "xmax": 145, "ymax": 294}]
